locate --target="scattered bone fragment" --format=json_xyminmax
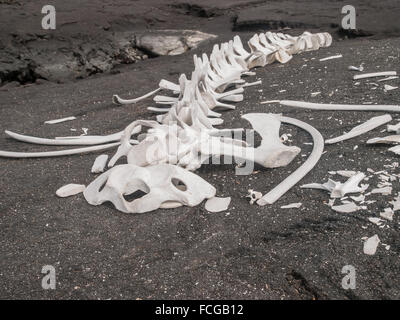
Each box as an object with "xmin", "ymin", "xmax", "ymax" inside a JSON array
[
  {"xmin": 388, "ymin": 145, "xmax": 400, "ymax": 155},
  {"xmin": 319, "ymin": 54, "xmax": 342, "ymax": 61},
  {"xmin": 353, "ymin": 71, "xmax": 397, "ymax": 80},
  {"xmin": 56, "ymin": 184, "xmax": 85, "ymax": 198},
  {"xmin": 325, "ymin": 114, "xmax": 392, "ymax": 144},
  {"xmin": 280, "ymin": 202, "xmax": 302, "ymax": 209},
  {"xmin": 380, "ymin": 208, "xmax": 394, "ymax": 221},
  {"xmin": 336, "ymin": 170, "xmax": 357, "ymax": 178},
  {"xmin": 384, "ymin": 84, "xmax": 398, "ymax": 92},
  {"xmin": 368, "ymin": 217, "xmax": 383, "ymax": 226},
  {"xmin": 91, "ymin": 154, "xmax": 109, "ymax": 173},
  {"xmin": 247, "ymin": 189, "xmax": 262, "ymax": 205},
  {"xmin": 363, "ymin": 235, "xmax": 380, "ymax": 255},
  {"xmin": 301, "ymin": 172, "xmax": 368, "ymax": 198},
  {"xmin": 387, "ymin": 122, "xmax": 400, "ymax": 134},
  {"xmin": 331, "ymin": 202, "xmax": 362, "ymax": 213},
  {"xmin": 370, "ymin": 186, "xmax": 392, "ymax": 195},
  {"xmin": 310, "ymin": 92, "xmax": 321, "ymax": 97},
  {"xmin": 390, "ymin": 195, "xmax": 400, "ymax": 211},
  {"xmin": 348, "ymin": 65, "xmax": 364, "ymax": 72},
  {"xmin": 367, "ymin": 135, "xmax": 400, "ymax": 144},
  {"xmin": 377, "ymin": 76, "xmax": 399, "ymax": 82},
  {"xmin": 205, "ymin": 197, "xmax": 231, "ymax": 213},
  {"xmin": 45, "ymin": 116, "xmax": 76, "ymax": 124}
]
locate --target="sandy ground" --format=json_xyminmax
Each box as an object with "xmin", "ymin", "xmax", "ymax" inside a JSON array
[{"xmin": 0, "ymin": 1, "xmax": 399, "ymax": 299}]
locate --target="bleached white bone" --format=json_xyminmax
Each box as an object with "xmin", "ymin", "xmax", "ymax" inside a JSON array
[
  {"xmin": 378, "ymin": 76, "xmax": 399, "ymax": 82},
  {"xmin": 201, "ymin": 113, "xmax": 301, "ymax": 168},
  {"xmin": 45, "ymin": 116, "xmax": 76, "ymax": 124},
  {"xmin": 246, "ymin": 189, "xmax": 262, "ymax": 205},
  {"xmin": 354, "ymin": 71, "xmax": 397, "ymax": 80},
  {"xmin": 325, "ymin": 114, "xmax": 392, "ymax": 144},
  {"xmin": 280, "ymin": 202, "xmax": 302, "ymax": 209},
  {"xmin": 380, "ymin": 208, "xmax": 394, "ymax": 221},
  {"xmin": 257, "ymin": 116, "xmax": 324, "ymax": 205},
  {"xmin": 387, "ymin": 122, "xmax": 400, "ymax": 133},
  {"xmin": 367, "ymin": 135, "xmax": 400, "ymax": 145},
  {"xmin": 84, "ymin": 164, "xmax": 216, "ymax": 214},
  {"xmin": 370, "ymin": 186, "xmax": 392, "ymax": 195},
  {"xmin": 331, "ymin": 202, "xmax": 363, "ymax": 213},
  {"xmin": 4, "ymin": 130, "xmax": 126, "ymax": 146},
  {"xmin": 0, "ymin": 142, "xmax": 121, "ymax": 158},
  {"xmin": 301, "ymin": 172, "xmax": 368, "ymax": 198},
  {"xmin": 91, "ymin": 154, "xmax": 109, "ymax": 173},
  {"xmin": 276, "ymin": 100, "xmax": 400, "ymax": 112},
  {"xmin": 205, "ymin": 197, "xmax": 231, "ymax": 213},
  {"xmin": 363, "ymin": 235, "xmax": 380, "ymax": 255},
  {"xmin": 56, "ymin": 184, "xmax": 85, "ymax": 197},
  {"xmin": 112, "ymin": 88, "xmax": 161, "ymax": 105},
  {"xmin": 319, "ymin": 54, "xmax": 342, "ymax": 62}
]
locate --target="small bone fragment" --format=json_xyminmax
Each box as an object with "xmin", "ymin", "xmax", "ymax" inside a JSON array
[
  {"xmin": 331, "ymin": 202, "xmax": 362, "ymax": 213},
  {"xmin": 247, "ymin": 189, "xmax": 262, "ymax": 204},
  {"xmin": 45, "ymin": 116, "xmax": 76, "ymax": 124},
  {"xmin": 363, "ymin": 235, "xmax": 380, "ymax": 255},
  {"xmin": 325, "ymin": 114, "xmax": 392, "ymax": 144},
  {"xmin": 301, "ymin": 172, "xmax": 368, "ymax": 198},
  {"xmin": 257, "ymin": 117, "xmax": 324, "ymax": 205},
  {"xmin": 336, "ymin": 170, "xmax": 357, "ymax": 178},
  {"xmin": 91, "ymin": 154, "xmax": 109, "ymax": 173},
  {"xmin": 367, "ymin": 135, "xmax": 400, "ymax": 144},
  {"xmin": 387, "ymin": 122, "xmax": 400, "ymax": 133},
  {"xmin": 319, "ymin": 54, "xmax": 342, "ymax": 61},
  {"xmin": 377, "ymin": 76, "xmax": 399, "ymax": 82},
  {"xmin": 368, "ymin": 217, "xmax": 383, "ymax": 226},
  {"xmin": 384, "ymin": 84, "xmax": 398, "ymax": 92},
  {"xmin": 311, "ymin": 92, "xmax": 321, "ymax": 97},
  {"xmin": 370, "ymin": 187, "xmax": 392, "ymax": 195},
  {"xmin": 348, "ymin": 65, "xmax": 364, "ymax": 72},
  {"xmin": 354, "ymin": 71, "xmax": 397, "ymax": 80},
  {"xmin": 281, "ymin": 202, "xmax": 302, "ymax": 209},
  {"xmin": 380, "ymin": 208, "xmax": 394, "ymax": 221},
  {"xmin": 205, "ymin": 197, "xmax": 231, "ymax": 213},
  {"xmin": 390, "ymin": 195, "xmax": 400, "ymax": 211},
  {"xmin": 56, "ymin": 184, "xmax": 85, "ymax": 197},
  {"xmin": 388, "ymin": 145, "xmax": 400, "ymax": 155}
]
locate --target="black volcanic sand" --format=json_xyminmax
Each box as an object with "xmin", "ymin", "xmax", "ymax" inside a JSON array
[{"xmin": 0, "ymin": 0, "xmax": 400, "ymax": 299}]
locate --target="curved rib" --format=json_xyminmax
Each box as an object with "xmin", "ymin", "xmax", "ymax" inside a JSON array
[
  {"xmin": 257, "ymin": 116, "xmax": 324, "ymax": 205},
  {"xmin": 5, "ymin": 130, "xmax": 124, "ymax": 146},
  {"xmin": 0, "ymin": 142, "xmax": 121, "ymax": 158},
  {"xmin": 278, "ymin": 100, "xmax": 400, "ymax": 112},
  {"xmin": 112, "ymin": 88, "xmax": 161, "ymax": 105}
]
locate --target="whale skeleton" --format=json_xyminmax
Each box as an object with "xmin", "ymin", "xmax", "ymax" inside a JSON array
[{"xmin": 3, "ymin": 30, "xmax": 376, "ymax": 213}]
